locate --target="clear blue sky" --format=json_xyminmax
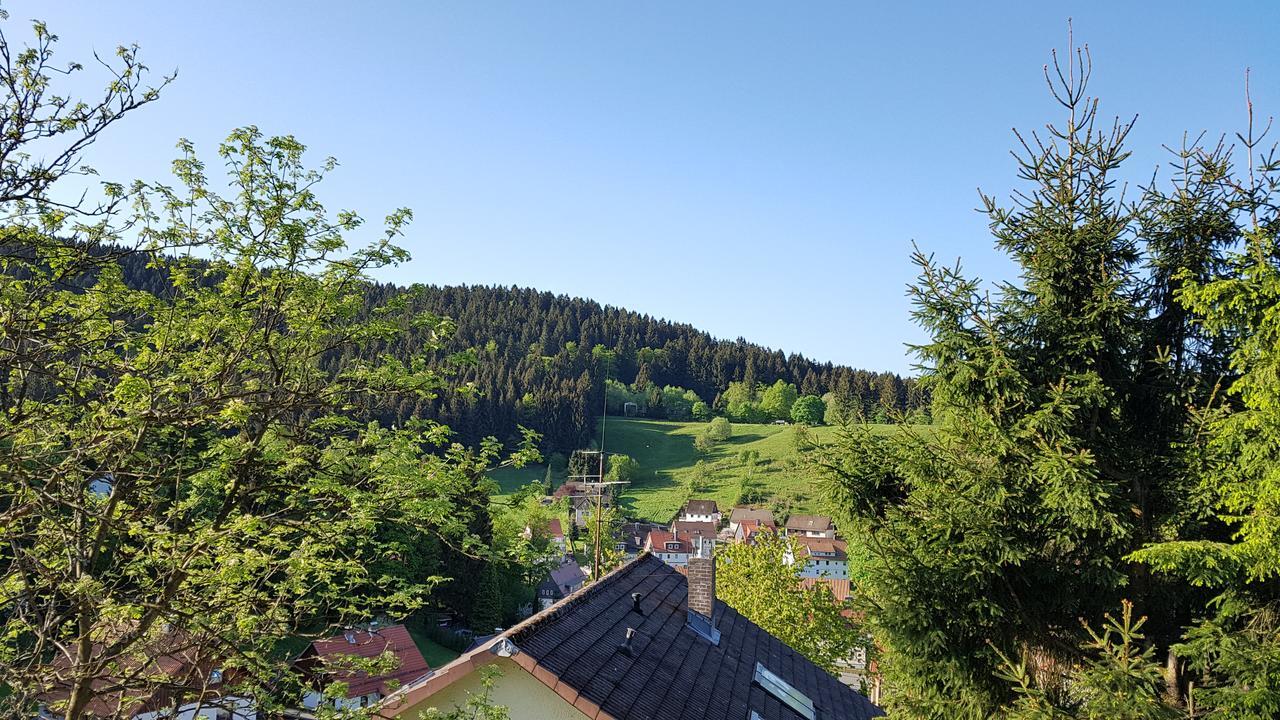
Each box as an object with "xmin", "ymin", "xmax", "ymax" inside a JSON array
[{"xmin": 24, "ymin": 1, "xmax": 1280, "ymax": 374}]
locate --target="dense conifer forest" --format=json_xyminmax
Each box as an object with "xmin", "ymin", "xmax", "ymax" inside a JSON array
[{"xmin": 110, "ymin": 251, "xmax": 926, "ymax": 451}]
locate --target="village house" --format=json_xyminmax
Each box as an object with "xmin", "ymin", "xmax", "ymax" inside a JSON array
[
  {"xmin": 378, "ymin": 546, "xmax": 884, "ymax": 720},
  {"xmin": 644, "ymin": 528, "xmax": 694, "ymax": 567},
  {"xmin": 555, "ymin": 482, "xmax": 615, "ymax": 528},
  {"xmin": 727, "ymin": 506, "xmax": 777, "ymax": 534},
  {"xmin": 522, "ymin": 517, "xmax": 568, "ymax": 555},
  {"xmin": 784, "ymin": 514, "xmax": 836, "ymax": 539},
  {"xmin": 618, "ymin": 520, "xmax": 665, "ymax": 557},
  {"xmin": 671, "ymin": 519, "xmax": 718, "ymax": 546},
  {"xmin": 733, "ymin": 518, "xmax": 773, "ymax": 544},
  {"xmin": 536, "ymin": 558, "xmax": 587, "ymax": 610},
  {"xmin": 548, "ymin": 518, "xmax": 567, "ymax": 552},
  {"xmin": 790, "ymin": 537, "xmax": 850, "ymax": 580},
  {"xmin": 296, "ymin": 624, "xmax": 431, "ymax": 712},
  {"xmin": 677, "ymin": 498, "xmax": 721, "ymax": 525},
  {"xmin": 798, "ymin": 580, "xmax": 875, "ymax": 698}
]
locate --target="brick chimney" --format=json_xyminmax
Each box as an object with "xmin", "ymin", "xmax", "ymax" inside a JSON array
[{"xmin": 687, "ymin": 537, "xmax": 716, "ymax": 620}]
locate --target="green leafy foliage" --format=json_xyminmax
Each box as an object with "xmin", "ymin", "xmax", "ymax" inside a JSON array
[
  {"xmin": 1125, "ymin": 116, "xmax": 1280, "ymax": 717},
  {"xmin": 0, "ymin": 18, "xmax": 532, "ymax": 715},
  {"xmin": 418, "ymin": 666, "xmax": 510, "ymax": 720},
  {"xmin": 605, "ymin": 453, "xmax": 641, "ymax": 483},
  {"xmin": 760, "ymin": 380, "xmax": 799, "ymax": 422},
  {"xmin": 715, "ymin": 532, "xmax": 866, "ymax": 675},
  {"xmin": 791, "ymin": 395, "xmax": 826, "ymax": 425},
  {"xmin": 706, "ymin": 416, "xmax": 733, "ymax": 441}
]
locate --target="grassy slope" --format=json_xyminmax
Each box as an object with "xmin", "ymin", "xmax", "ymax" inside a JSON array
[{"xmin": 490, "ymin": 418, "xmax": 909, "ymax": 523}]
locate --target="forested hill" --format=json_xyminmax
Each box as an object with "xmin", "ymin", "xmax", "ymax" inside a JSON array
[
  {"xmin": 112, "ymin": 253, "xmax": 925, "ymax": 451},
  {"xmin": 350, "ymin": 284, "xmax": 927, "ymax": 450}
]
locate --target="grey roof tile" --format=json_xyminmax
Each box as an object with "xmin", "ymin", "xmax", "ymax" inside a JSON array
[{"xmin": 509, "ymin": 554, "xmax": 883, "ymax": 720}]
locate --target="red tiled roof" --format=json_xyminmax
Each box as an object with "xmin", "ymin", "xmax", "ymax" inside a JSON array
[
  {"xmin": 305, "ymin": 625, "xmax": 430, "ymax": 698},
  {"xmin": 799, "ymin": 577, "xmax": 853, "ymax": 604},
  {"xmin": 646, "ymin": 530, "xmax": 692, "ymax": 553},
  {"xmin": 738, "ymin": 519, "xmax": 777, "ymax": 543}
]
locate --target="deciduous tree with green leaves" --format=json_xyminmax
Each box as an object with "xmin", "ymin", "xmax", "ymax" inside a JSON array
[
  {"xmin": 790, "ymin": 395, "xmax": 826, "ymax": 425},
  {"xmin": 760, "ymin": 380, "xmax": 799, "ymax": 422},
  {"xmin": 706, "ymin": 416, "xmax": 733, "ymax": 441},
  {"xmin": 715, "ymin": 532, "xmax": 865, "ymax": 676},
  {"xmin": 0, "ymin": 15, "xmax": 532, "ymax": 719}
]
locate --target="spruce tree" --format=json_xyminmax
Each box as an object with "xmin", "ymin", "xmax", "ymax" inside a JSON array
[
  {"xmin": 471, "ymin": 563, "xmax": 505, "ymax": 633},
  {"xmin": 1130, "ymin": 112, "xmax": 1280, "ymax": 717},
  {"xmin": 817, "ymin": 43, "xmax": 1228, "ymax": 716}
]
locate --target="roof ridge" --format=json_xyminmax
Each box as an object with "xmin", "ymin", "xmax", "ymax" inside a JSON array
[{"xmin": 508, "ymin": 552, "xmax": 656, "ymax": 642}]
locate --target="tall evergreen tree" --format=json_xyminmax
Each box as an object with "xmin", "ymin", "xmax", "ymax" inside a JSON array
[
  {"xmin": 1130, "ymin": 111, "xmax": 1280, "ymax": 717},
  {"xmin": 816, "ymin": 44, "xmax": 1228, "ymax": 716}
]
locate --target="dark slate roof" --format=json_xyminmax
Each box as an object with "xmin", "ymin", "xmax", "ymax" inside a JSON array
[
  {"xmin": 510, "ymin": 553, "xmax": 883, "ymax": 720},
  {"xmin": 683, "ymin": 499, "xmax": 720, "ymax": 516},
  {"xmin": 621, "ymin": 521, "xmax": 665, "ymax": 552},
  {"xmin": 539, "ymin": 560, "xmax": 587, "ymax": 599}
]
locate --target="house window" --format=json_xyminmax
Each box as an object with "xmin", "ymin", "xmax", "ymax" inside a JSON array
[{"xmin": 753, "ymin": 662, "xmax": 816, "ymax": 720}]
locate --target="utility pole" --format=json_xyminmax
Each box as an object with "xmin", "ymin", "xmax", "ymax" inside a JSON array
[
  {"xmin": 586, "ymin": 480, "xmax": 628, "ymax": 581},
  {"xmin": 596, "ymin": 375, "xmax": 607, "ymax": 580}
]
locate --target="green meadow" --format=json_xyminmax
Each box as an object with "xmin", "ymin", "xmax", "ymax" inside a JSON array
[{"xmin": 489, "ymin": 418, "xmax": 913, "ymax": 522}]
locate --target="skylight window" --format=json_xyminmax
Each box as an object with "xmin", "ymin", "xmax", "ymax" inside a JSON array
[{"xmin": 753, "ymin": 662, "xmax": 816, "ymax": 720}]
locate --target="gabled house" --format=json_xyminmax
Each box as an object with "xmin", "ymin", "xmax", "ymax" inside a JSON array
[
  {"xmin": 728, "ymin": 506, "xmax": 776, "ymax": 534},
  {"xmin": 379, "ymin": 547, "xmax": 884, "ymax": 720},
  {"xmin": 733, "ymin": 518, "xmax": 774, "ymax": 544},
  {"xmin": 644, "ymin": 529, "xmax": 693, "ymax": 567},
  {"xmin": 522, "ymin": 518, "xmax": 568, "ymax": 555},
  {"xmin": 556, "ymin": 482, "xmax": 615, "ymax": 528},
  {"xmin": 296, "ymin": 624, "xmax": 431, "ymax": 711},
  {"xmin": 548, "ymin": 518, "xmax": 567, "ymax": 553},
  {"xmin": 677, "ymin": 499, "xmax": 721, "ymax": 525},
  {"xmin": 536, "ymin": 558, "xmax": 587, "ymax": 610},
  {"xmin": 797, "ymin": 579, "xmax": 875, "ymax": 697},
  {"xmin": 790, "ymin": 537, "xmax": 849, "ymax": 580},
  {"xmin": 618, "ymin": 521, "xmax": 664, "ymax": 557},
  {"xmin": 671, "ymin": 519, "xmax": 718, "ymax": 546},
  {"xmin": 784, "ymin": 514, "xmax": 836, "ymax": 539}
]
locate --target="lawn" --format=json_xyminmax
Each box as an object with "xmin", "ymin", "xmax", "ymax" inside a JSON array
[{"xmin": 487, "ymin": 417, "xmax": 917, "ymax": 523}]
